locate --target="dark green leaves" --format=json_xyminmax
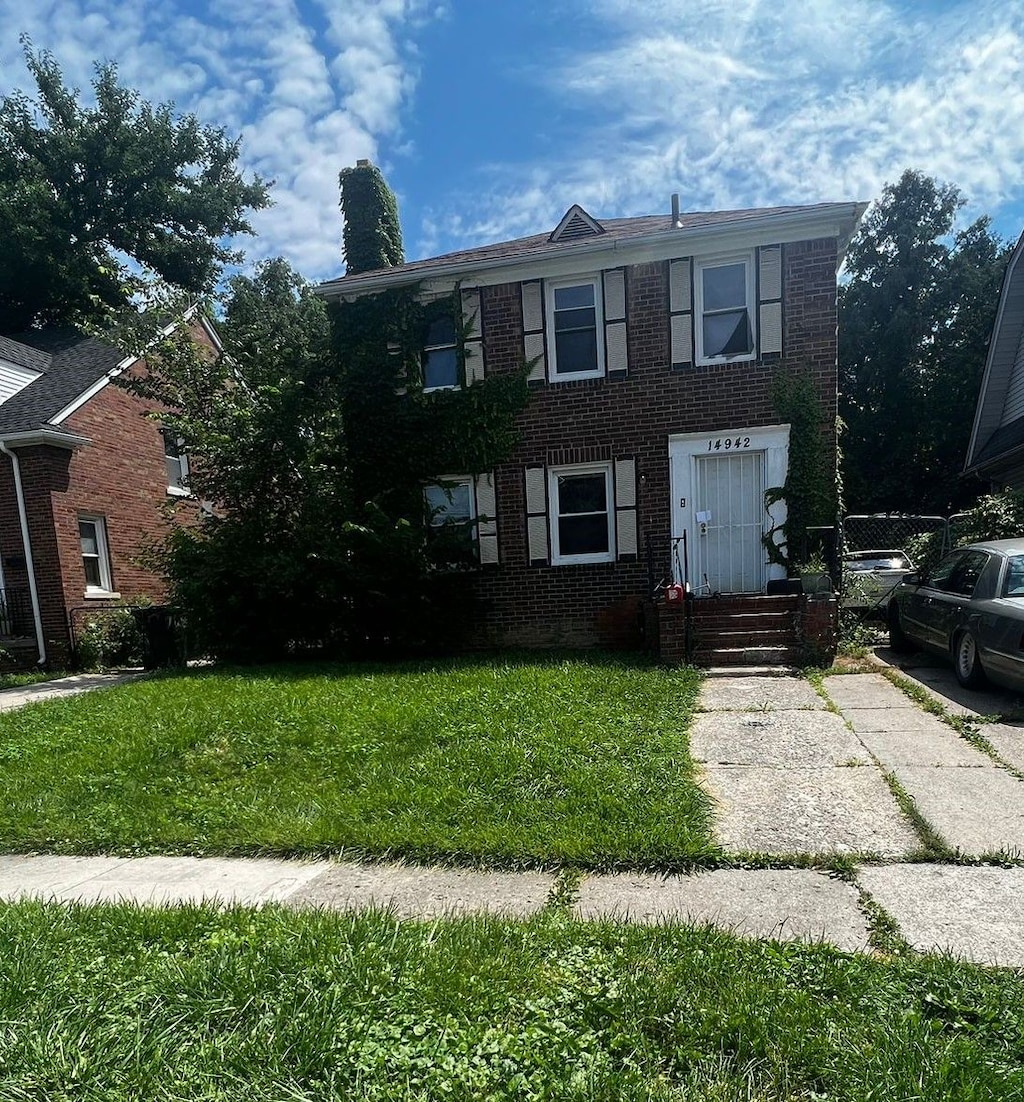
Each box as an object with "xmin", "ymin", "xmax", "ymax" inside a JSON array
[{"xmin": 0, "ymin": 44, "xmax": 270, "ymax": 332}]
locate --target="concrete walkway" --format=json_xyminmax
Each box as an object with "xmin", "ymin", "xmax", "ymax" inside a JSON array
[
  {"xmin": 1, "ymin": 666, "xmax": 1023, "ymax": 965},
  {"xmin": 0, "ymin": 671, "xmax": 144, "ymax": 712}
]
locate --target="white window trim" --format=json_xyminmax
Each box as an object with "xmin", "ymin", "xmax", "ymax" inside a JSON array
[
  {"xmin": 544, "ymin": 275, "xmax": 606, "ymax": 382},
  {"xmin": 422, "ymin": 316, "xmax": 460, "ymax": 393},
  {"xmin": 425, "ymin": 476, "xmax": 476, "ymax": 528},
  {"xmin": 694, "ymin": 252, "xmax": 757, "ymax": 366},
  {"xmin": 163, "ymin": 429, "xmax": 191, "ymax": 495},
  {"xmin": 548, "ymin": 462, "xmax": 615, "ymax": 565},
  {"xmin": 79, "ymin": 515, "xmax": 115, "ymax": 595}
]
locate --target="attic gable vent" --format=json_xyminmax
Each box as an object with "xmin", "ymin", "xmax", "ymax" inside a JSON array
[{"xmin": 549, "ymin": 204, "xmax": 605, "ymax": 243}]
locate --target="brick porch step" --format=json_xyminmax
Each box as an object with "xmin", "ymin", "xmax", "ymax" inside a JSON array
[
  {"xmin": 691, "ymin": 595, "xmax": 800, "ymax": 614},
  {"xmin": 690, "ymin": 611, "xmax": 796, "ymax": 632},
  {"xmin": 697, "ymin": 629, "xmax": 799, "ymax": 648},
  {"xmin": 695, "ymin": 645, "xmax": 805, "ymax": 667}
]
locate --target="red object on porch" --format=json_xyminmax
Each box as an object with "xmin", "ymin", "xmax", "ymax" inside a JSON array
[{"xmin": 664, "ymin": 583, "xmax": 686, "ymax": 604}]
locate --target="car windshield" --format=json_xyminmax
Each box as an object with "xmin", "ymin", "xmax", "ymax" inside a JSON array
[
  {"xmin": 846, "ymin": 553, "xmax": 911, "ymax": 571},
  {"xmin": 1002, "ymin": 554, "xmax": 1024, "ymax": 597}
]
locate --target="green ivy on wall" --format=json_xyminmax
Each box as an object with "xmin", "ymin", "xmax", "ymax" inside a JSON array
[
  {"xmin": 764, "ymin": 367, "xmax": 837, "ymax": 570},
  {"xmin": 339, "ymin": 162, "xmax": 405, "ymax": 275},
  {"xmin": 332, "ymin": 282, "xmax": 531, "ymax": 525}
]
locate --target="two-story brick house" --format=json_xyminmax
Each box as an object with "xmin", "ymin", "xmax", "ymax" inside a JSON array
[
  {"xmin": 318, "ymin": 198, "xmax": 866, "ymax": 661},
  {"xmin": 0, "ymin": 316, "xmax": 213, "ymax": 666}
]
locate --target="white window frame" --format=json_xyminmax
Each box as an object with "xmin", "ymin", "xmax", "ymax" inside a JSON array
[
  {"xmin": 548, "ymin": 462, "xmax": 615, "ymax": 565},
  {"xmin": 163, "ymin": 427, "xmax": 190, "ymax": 496},
  {"xmin": 544, "ymin": 275, "xmax": 606, "ymax": 381},
  {"xmin": 425, "ymin": 476, "xmax": 476, "ymax": 529},
  {"xmin": 422, "ymin": 313, "xmax": 460, "ymax": 393},
  {"xmin": 695, "ymin": 252, "xmax": 757, "ymax": 366},
  {"xmin": 79, "ymin": 515, "xmax": 115, "ymax": 595}
]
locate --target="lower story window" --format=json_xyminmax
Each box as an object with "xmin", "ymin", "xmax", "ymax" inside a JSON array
[
  {"xmin": 425, "ymin": 478, "xmax": 476, "ymax": 564},
  {"xmin": 549, "ymin": 464, "xmax": 614, "ymax": 564},
  {"xmin": 79, "ymin": 516, "xmax": 113, "ymax": 592}
]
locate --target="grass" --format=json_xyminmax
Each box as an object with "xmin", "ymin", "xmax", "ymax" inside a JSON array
[
  {"xmin": 0, "ymin": 654, "xmax": 712, "ymax": 867},
  {"xmin": 1, "ymin": 900, "xmax": 1022, "ymax": 1100},
  {"xmin": 0, "ymin": 669, "xmax": 69, "ymax": 691}
]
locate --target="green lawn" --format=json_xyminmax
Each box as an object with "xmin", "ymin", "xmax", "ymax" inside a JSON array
[
  {"xmin": 1, "ymin": 900, "xmax": 1021, "ymax": 1100},
  {"xmin": 0, "ymin": 655, "xmax": 711, "ymax": 866}
]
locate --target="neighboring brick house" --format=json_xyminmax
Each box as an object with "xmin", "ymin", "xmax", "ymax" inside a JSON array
[
  {"xmin": 318, "ymin": 198, "xmax": 866, "ymax": 659},
  {"xmin": 0, "ymin": 316, "xmax": 213, "ymax": 665}
]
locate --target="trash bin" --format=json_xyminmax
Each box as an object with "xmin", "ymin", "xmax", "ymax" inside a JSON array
[{"xmin": 132, "ymin": 606, "xmax": 180, "ymax": 669}]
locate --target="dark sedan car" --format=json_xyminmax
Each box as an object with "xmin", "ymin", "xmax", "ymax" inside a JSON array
[{"xmin": 888, "ymin": 538, "xmax": 1024, "ymax": 691}]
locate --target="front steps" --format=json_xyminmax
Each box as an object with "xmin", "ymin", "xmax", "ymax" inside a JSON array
[
  {"xmin": 648, "ymin": 593, "xmax": 837, "ymax": 668},
  {"xmin": 691, "ymin": 595, "xmax": 801, "ymax": 667}
]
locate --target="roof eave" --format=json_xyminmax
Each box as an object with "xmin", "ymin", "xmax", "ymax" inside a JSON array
[
  {"xmin": 0, "ymin": 428, "xmax": 91, "ymax": 450},
  {"xmin": 316, "ymin": 202, "xmax": 869, "ymax": 300}
]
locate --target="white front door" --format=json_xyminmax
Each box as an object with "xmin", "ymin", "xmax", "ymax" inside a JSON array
[
  {"xmin": 694, "ymin": 450, "xmax": 765, "ymax": 593},
  {"xmin": 669, "ymin": 425, "xmax": 790, "ymax": 594}
]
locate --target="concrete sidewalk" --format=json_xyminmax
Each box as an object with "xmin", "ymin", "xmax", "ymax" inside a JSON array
[
  {"xmin": 1, "ymin": 667, "xmax": 1023, "ymax": 965},
  {"xmin": 0, "ymin": 671, "xmax": 144, "ymax": 712}
]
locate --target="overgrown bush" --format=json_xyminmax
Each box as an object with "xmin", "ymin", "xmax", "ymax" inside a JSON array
[
  {"xmin": 75, "ymin": 604, "xmax": 148, "ymax": 669},
  {"xmin": 906, "ymin": 489, "xmax": 1024, "ymax": 571}
]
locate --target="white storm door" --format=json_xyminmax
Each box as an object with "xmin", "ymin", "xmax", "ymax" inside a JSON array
[{"xmin": 694, "ymin": 450, "xmax": 766, "ymax": 594}]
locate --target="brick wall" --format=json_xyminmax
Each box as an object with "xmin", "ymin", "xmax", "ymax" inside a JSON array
[
  {"xmin": 0, "ymin": 369, "xmax": 199, "ymax": 664},
  {"xmin": 468, "ymin": 238, "xmax": 839, "ymax": 648}
]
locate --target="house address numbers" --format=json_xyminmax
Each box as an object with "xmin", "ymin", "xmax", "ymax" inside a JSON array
[{"xmin": 706, "ymin": 436, "xmax": 752, "ymax": 451}]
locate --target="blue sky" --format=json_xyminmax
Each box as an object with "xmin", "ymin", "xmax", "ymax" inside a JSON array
[{"xmin": 2, "ymin": 0, "xmax": 1024, "ymax": 284}]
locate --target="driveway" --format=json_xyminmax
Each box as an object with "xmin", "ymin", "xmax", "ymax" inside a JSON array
[{"xmin": 874, "ymin": 644, "xmax": 1024, "ymax": 719}]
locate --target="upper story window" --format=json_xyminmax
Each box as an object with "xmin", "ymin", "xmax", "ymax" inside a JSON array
[
  {"xmin": 696, "ymin": 256, "xmax": 755, "ymax": 364},
  {"xmin": 545, "ymin": 277, "xmax": 605, "ymax": 380},
  {"xmin": 548, "ymin": 463, "xmax": 614, "ymax": 564},
  {"xmin": 79, "ymin": 515, "xmax": 114, "ymax": 594},
  {"xmin": 162, "ymin": 427, "xmax": 190, "ymax": 494},
  {"xmin": 422, "ymin": 315, "xmax": 459, "ymax": 391}
]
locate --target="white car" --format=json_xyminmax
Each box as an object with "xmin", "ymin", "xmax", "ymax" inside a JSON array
[{"xmin": 843, "ymin": 550, "xmax": 915, "ymax": 613}]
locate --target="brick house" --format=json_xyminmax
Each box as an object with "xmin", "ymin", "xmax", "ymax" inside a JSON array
[
  {"xmin": 318, "ymin": 198, "xmax": 866, "ymax": 663},
  {"xmin": 0, "ymin": 316, "xmax": 213, "ymax": 666}
]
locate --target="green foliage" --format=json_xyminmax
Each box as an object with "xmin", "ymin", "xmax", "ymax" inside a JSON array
[
  {"xmin": 119, "ymin": 252, "xmax": 529, "ymax": 659},
  {"xmin": 75, "ymin": 604, "xmax": 148, "ymax": 670},
  {"xmin": 2, "ymin": 902, "xmax": 1023, "ymax": 1099},
  {"xmin": 0, "ymin": 657, "xmax": 710, "ymax": 864},
  {"xmin": 335, "ymin": 286, "xmax": 530, "ymax": 515},
  {"xmin": 764, "ymin": 368, "xmax": 835, "ymax": 569},
  {"xmin": 339, "ymin": 161, "xmax": 404, "ymax": 274},
  {"xmin": 906, "ymin": 488, "xmax": 1024, "ymax": 571},
  {"xmin": 840, "ymin": 169, "xmax": 1010, "ymax": 513},
  {"xmin": 0, "ymin": 43, "xmax": 269, "ymax": 332}
]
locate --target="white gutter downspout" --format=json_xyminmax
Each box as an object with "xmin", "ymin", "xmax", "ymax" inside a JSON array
[{"xmin": 0, "ymin": 442, "xmax": 47, "ymax": 665}]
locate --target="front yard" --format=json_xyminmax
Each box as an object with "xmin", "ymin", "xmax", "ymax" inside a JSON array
[
  {"xmin": 0, "ymin": 655, "xmax": 711, "ymax": 866},
  {"xmin": 2, "ymin": 900, "xmax": 1021, "ymax": 1099}
]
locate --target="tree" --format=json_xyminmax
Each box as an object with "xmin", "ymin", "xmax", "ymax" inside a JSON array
[
  {"xmin": 0, "ymin": 44, "xmax": 270, "ymax": 332},
  {"xmin": 118, "ymin": 261, "xmax": 353, "ymax": 658},
  {"xmin": 839, "ymin": 170, "xmax": 1010, "ymax": 514}
]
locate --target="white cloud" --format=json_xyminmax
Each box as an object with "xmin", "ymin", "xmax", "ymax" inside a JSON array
[
  {"xmin": 0, "ymin": 0, "xmax": 437, "ymax": 280},
  {"xmin": 421, "ymin": 0, "xmax": 1024, "ymax": 254}
]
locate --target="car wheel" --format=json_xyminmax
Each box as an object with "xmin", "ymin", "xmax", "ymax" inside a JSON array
[
  {"xmin": 953, "ymin": 630, "xmax": 987, "ymax": 689},
  {"xmin": 888, "ymin": 601, "xmax": 912, "ymax": 652}
]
